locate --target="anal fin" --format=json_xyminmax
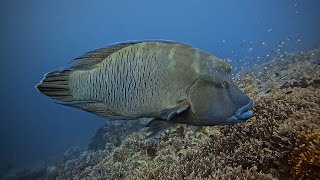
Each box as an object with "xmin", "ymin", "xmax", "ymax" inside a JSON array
[{"xmin": 57, "ymin": 101, "xmax": 134, "ymax": 120}]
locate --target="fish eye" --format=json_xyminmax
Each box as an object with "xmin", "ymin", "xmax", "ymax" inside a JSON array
[{"xmin": 222, "ymin": 81, "xmax": 229, "ymax": 88}]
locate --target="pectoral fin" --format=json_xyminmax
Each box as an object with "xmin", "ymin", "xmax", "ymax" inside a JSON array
[
  {"xmin": 145, "ymin": 119, "xmax": 174, "ymax": 139},
  {"xmin": 159, "ymin": 100, "xmax": 190, "ymax": 120}
]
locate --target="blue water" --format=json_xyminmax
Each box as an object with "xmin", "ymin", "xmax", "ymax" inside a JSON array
[{"xmin": 1, "ymin": 0, "xmax": 319, "ymax": 170}]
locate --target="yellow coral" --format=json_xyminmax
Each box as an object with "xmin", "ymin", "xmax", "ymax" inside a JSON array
[{"xmin": 290, "ymin": 130, "xmax": 320, "ymax": 180}]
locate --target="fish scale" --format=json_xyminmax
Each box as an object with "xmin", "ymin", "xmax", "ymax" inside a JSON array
[{"xmin": 68, "ymin": 43, "xmax": 180, "ymax": 117}]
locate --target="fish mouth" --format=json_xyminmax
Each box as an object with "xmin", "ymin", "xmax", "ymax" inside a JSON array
[{"xmin": 227, "ymin": 100, "xmax": 254, "ymax": 123}]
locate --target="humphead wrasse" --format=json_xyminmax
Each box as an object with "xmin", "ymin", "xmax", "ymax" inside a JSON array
[{"xmin": 36, "ymin": 40, "xmax": 254, "ymax": 138}]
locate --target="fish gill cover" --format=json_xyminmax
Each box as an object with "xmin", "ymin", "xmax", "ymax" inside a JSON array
[{"xmin": 1, "ymin": 0, "xmax": 320, "ymax": 180}]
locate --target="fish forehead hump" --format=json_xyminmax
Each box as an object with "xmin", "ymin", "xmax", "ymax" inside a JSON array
[
  {"xmin": 193, "ymin": 52, "xmax": 232, "ymax": 85},
  {"xmin": 68, "ymin": 41, "xmax": 201, "ymax": 118}
]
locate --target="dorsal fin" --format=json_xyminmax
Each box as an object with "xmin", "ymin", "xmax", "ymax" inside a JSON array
[
  {"xmin": 66, "ymin": 40, "xmax": 192, "ymax": 70},
  {"xmin": 67, "ymin": 41, "xmax": 139, "ymax": 70}
]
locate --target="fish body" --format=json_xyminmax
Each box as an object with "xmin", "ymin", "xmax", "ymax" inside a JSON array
[{"xmin": 37, "ymin": 40, "xmax": 254, "ymax": 137}]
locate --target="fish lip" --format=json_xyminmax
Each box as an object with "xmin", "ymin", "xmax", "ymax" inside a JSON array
[{"xmin": 227, "ymin": 100, "xmax": 254, "ymax": 123}]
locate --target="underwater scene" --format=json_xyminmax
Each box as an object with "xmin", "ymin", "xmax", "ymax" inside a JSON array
[{"xmin": 1, "ymin": 0, "xmax": 320, "ymax": 179}]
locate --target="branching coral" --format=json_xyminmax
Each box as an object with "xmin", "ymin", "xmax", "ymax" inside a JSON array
[{"xmin": 290, "ymin": 130, "xmax": 320, "ymax": 180}]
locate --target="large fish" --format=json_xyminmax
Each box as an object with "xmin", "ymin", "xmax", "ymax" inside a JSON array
[{"xmin": 36, "ymin": 40, "xmax": 254, "ymax": 138}]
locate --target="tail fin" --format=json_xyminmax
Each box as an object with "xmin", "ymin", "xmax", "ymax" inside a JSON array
[{"xmin": 36, "ymin": 70, "xmax": 75, "ymax": 102}]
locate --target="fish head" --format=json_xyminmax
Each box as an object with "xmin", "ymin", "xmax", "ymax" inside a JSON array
[{"xmin": 189, "ymin": 55, "xmax": 254, "ymax": 125}]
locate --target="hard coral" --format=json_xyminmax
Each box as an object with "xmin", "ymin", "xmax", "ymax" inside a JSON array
[
  {"xmin": 125, "ymin": 87, "xmax": 319, "ymax": 179},
  {"xmin": 211, "ymin": 87, "xmax": 320, "ymax": 178},
  {"xmin": 290, "ymin": 130, "xmax": 320, "ymax": 180},
  {"xmin": 88, "ymin": 119, "xmax": 148, "ymax": 151}
]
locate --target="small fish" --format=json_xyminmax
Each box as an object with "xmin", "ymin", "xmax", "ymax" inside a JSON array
[{"xmin": 36, "ymin": 40, "xmax": 254, "ymax": 138}]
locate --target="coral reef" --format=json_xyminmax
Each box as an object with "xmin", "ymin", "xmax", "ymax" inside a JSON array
[
  {"xmin": 234, "ymin": 49, "xmax": 320, "ymax": 96},
  {"xmin": 6, "ymin": 49, "xmax": 320, "ymax": 179},
  {"xmin": 54, "ymin": 150, "xmax": 110, "ymax": 179},
  {"xmin": 52, "ymin": 86, "xmax": 319, "ymax": 179},
  {"xmin": 122, "ymin": 87, "xmax": 319, "ymax": 179},
  {"xmin": 88, "ymin": 119, "xmax": 149, "ymax": 151}
]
